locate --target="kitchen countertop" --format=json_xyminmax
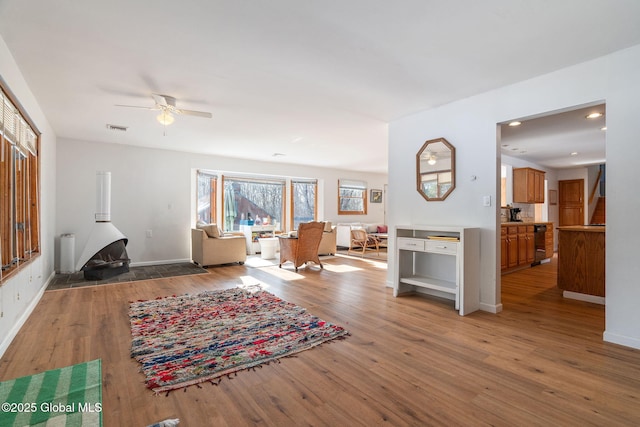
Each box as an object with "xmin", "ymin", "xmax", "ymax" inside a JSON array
[{"xmin": 557, "ymin": 225, "xmax": 605, "ymax": 232}]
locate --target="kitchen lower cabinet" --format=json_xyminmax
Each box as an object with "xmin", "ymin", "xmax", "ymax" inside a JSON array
[
  {"xmin": 557, "ymin": 226, "xmax": 605, "ymax": 297},
  {"xmin": 501, "ymin": 223, "xmax": 535, "ymax": 273}
]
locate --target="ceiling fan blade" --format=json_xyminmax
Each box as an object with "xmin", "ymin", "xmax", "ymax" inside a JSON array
[
  {"xmin": 176, "ymin": 109, "xmax": 212, "ymax": 118},
  {"xmin": 152, "ymin": 94, "xmax": 169, "ymax": 107},
  {"xmin": 114, "ymin": 104, "xmax": 159, "ymax": 110}
]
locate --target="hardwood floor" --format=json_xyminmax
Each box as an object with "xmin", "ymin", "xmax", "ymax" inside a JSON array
[{"xmin": 1, "ymin": 254, "xmax": 639, "ymax": 426}]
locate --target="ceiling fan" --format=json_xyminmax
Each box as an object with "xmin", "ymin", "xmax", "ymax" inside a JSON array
[{"xmin": 116, "ymin": 94, "xmax": 212, "ymax": 126}]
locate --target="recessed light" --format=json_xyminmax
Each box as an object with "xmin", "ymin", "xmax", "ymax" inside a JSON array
[
  {"xmin": 508, "ymin": 121, "xmax": 522, "ymax": 127},
  {"xmin": 586, "ymin": 112, "xmax": 603, "ymax": 119},
  {"xmin": 272, "ymin": 153, "xmax": 285, "ymax": 157},
  {"xmin": 601, "ymin": 126, "xmax": 607, "ymax": 131},
  {"xmin": 570, "ymin": 152, "xmax": 578, "ymax": 156},
  {"xmin": 501, "ymin": 144, "xmax": 509, "ymax": 147},
  {"xmin": 511, "ymin": 147, "xmax": 519, "ymax": 151}
]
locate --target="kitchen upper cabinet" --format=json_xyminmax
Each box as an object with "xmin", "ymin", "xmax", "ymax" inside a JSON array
[{"xmin": 513, "ymin": 167, "xmax": 545, "ymax": 204}]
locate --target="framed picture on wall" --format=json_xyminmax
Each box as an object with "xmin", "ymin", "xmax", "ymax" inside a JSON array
[{"xmin": 370, "ymin": 189, "xmax": 383, "ymax": 203}]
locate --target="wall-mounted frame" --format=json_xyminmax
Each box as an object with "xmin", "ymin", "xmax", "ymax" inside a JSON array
[
  {"xmin": 548, "ymin": 189, "xmax": 557, "ymax": 205},
  {"xmin": 370, "ymin": 189, "xmax": 382, "ymax": 203}
]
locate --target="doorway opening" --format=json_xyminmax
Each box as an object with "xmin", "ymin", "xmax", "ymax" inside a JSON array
[{"xmin": 497, "ymin": 101, "xmax": 607, "ymax": 311}]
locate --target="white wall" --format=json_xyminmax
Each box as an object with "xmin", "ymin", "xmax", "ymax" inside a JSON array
[
  {"xmin": 388, "ymin": 44, "xmax": 640, "ymax": 349},
  {"xmin": 56, "ymin": 138, "xmax": 387, "ymax": 267},
  {"xmin": 0, "ymin": 36, "xmax": 57, "ymax": 357}
]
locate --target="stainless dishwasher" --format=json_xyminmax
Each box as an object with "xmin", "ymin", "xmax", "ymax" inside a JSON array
[{"xmin": 533, "ymin": 224, "xmax": 547, "ymax": 263}]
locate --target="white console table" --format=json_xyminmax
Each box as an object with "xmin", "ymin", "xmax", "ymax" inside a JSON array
[{"xmin": 394, "ymin": 225, "xmax": 480, "ymax": 316}]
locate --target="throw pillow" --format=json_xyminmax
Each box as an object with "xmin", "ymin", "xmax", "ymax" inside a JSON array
[
  {"xmin": 323, "ymin": 221, "xmax": 333, "ymax": 232},
  {"xmin": 377, "ymin": 225, "xmax": 388, "ymax": 233},
  {"xmin": 200, "ymin": 224, "xmax": 220, "ymax": 238}
]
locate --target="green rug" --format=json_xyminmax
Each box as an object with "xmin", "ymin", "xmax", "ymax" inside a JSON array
[{"xmin": 0, "ymin": 359, "xmax": 102, "ymax": 427}]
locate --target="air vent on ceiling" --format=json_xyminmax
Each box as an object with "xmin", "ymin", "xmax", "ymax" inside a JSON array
[{"xmin": 106, "ymin": 124, "xmax": 128, "ymax": 132}]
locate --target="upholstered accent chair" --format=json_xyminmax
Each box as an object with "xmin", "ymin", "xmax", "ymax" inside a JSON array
[
  {"xmin": 348, "ymin": 228, "xmax": 380, "ymax": 256},
  {"xmin": 278, "ymin": 221, "xmax": 324, "ymax": 271},
  {"xmin": 191, "ymin": 226, "xmax": 247, "ymax": 267},
  {"xmin": 317, "ymin": 221, "xmax": 337, "ymax": 255}
]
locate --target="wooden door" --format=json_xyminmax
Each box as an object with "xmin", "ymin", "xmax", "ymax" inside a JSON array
[{"xmin": 559, "ymin": 179, "xmax": 584, "ymax": 226}]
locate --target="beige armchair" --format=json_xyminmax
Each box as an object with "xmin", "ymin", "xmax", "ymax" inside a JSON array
[
  {"xmin": 317, "ymin": 222, "xmax": 337, "ymax": 255},
  {"xmin": 191, "ymin": 228, "xmax": 247, "ymax": 267}
]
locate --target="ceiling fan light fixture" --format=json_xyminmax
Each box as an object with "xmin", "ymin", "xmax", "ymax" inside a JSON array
[{"xmin": 156, "ymin": 110, "xmax": 175, "ymax": 126}]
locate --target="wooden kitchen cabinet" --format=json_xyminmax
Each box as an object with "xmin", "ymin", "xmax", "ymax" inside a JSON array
[
  {"xmin": 513, "ymin": 167, "xmax": 545, "ymax": 203},
  {"xmin": 545, "ymin": 226, "xmax": 554, "ymax": 258},
  {"xmin": 557, "ymin": 226, "xmax": 605, "ymax": 297},
  {"xmin": 501, "ymin": 224, "xmax": 534, "ymax": 272},
  {"xmin": 518, "ymin": 225, "xmax": 535, "ymax": 264},
  {"xmin": 506, "ymin": 225, "xmax": 518, "ymax": 268},
  {"xmin": 500, "ymin": 227, "xmax": 508, "ymax": 270}
]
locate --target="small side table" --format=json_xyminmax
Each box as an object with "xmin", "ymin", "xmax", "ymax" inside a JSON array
[{"xmin": 258, "ymin": 237, "xmax": 278, "ymax": 259}]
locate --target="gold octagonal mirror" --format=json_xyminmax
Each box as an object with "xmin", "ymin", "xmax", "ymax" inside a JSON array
[{"xmin": 416, "ymin": 137, "xmax": 455, "ymax": 201}]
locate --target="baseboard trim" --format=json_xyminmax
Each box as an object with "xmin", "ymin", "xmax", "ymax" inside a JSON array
[
  {"xmin": 480, "ymin": 302, "xmax": 503, "ymax": 314},
  {"xmin": 563, "ymin": 291, "xmax": 605, "ymax": 305},
  {"xmin": 129, "ymin": 258, "xmax": 192, "ymax": 267},
  {"xmin": 603, "ymin": 330, "xmax": 640, "ymax": 350},
  {"xmin": 0, "ymin": 270, "xmax": 54, "ymax": 359}
]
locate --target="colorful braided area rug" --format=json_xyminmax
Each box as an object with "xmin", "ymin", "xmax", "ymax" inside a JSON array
[
  {"xmin": 0, "ymin": 359, "xmax": 102, "ymax": 427},
  {"xmin": 129, "ymin": 287, "xmax": 348, "ymax": 393}
]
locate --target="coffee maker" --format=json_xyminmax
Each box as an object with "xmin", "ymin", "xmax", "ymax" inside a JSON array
[{"xmin": 509, "ymin": 207, "xmax": 522, "ymax": 222}]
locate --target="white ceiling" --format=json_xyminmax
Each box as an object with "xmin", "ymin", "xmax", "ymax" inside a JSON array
[
  {"xmin": 1, "ymin": 1, "xmax": 639, "ymax": 173},
  {"xmin": 500, "ymin": 103, "xmax": 607, "ymax": 169}
]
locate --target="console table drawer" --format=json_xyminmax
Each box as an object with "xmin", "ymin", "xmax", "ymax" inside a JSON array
[
  {"xmin": 425, "ymin": 240, "xmax": 458, "ymax": 254},
  {"xmin": 397, "ymin": 237, "xmax": 426, "ymax": 251}
]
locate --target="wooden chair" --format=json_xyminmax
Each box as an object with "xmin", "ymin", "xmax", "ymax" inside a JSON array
[
  {"xmin": 348, "ymin": 228, "xmax": 380, "ymax": 256},
  {"xmin": 278, "ymin": 222, "xmax": 325, "ymax": 271}
]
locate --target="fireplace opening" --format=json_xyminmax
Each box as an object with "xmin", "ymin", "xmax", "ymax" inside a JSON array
[{"xmin": 81, "ymin": 238, "xmax": 130, "ymax": 280}]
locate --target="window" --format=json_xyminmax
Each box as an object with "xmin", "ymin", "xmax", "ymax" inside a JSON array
[
  {"xmin": 338, "ymin": 179, "xmax": 367, "ymax": 215},
  {"xmin": 223, "ymin": 177, "xmax": 284, "ymax": 231},
  {"xmin": 196, "ymin": 170, "xmax": 217, "ymax": 224},
  {"xmin": 419, "ymin": 171, "xmax": 452, "ymax": 199},
  {"xmin": 1, "ymin": 83, "xmax": 41, "ymax": 282},
  {"xmin": 291, "ymin": 179, "xmax": 317, "ymax": 229}
]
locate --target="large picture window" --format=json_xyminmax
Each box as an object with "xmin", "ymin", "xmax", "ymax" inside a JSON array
[
  {"xmin": 1, "ymin": 83, "xmax": 41, "ymax": 282},
  {"xmin": 338, "ymin": 179, "xmax": 367, "ymax": 215},
  {"xmin": 291, "ymin": 179, "xmax": 317, "ymax": 230},
  {"xmin": 222, "ymin": 177, "xmax": 285, "ymax": 231},
  {"xmin": 196, "ymin": 171, "xmax": 217, "ymax": 224}
]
